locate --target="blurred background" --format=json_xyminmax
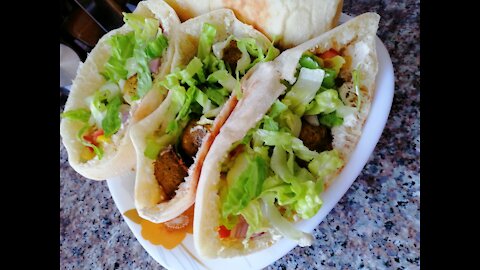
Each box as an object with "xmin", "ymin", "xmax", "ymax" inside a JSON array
[{"xmin": 59, "ymin": 0, "xmax": 141, "ymax": 108}]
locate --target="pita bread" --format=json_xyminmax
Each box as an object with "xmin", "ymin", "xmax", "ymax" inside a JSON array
[
  {"xmin": 164, "ymin": 0, "xmax": 210, "ymax": 21},
  {"xmin": 194, "ymin": 12, "xmax": 380, "ymax": 258},
  {"xmin": 165, "ymin": 0, "xmax": 343, "ymax": 49},
  {"xmin": 60, "ymin": 0, "xmax": 180, "ymax": 180}
]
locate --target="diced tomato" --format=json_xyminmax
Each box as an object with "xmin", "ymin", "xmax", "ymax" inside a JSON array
[
  {"xmin": 217, "ymin": 225, "xmax": 231, "ymax": 238},
  {"xmin": 92, "ymin": 129, "xmax": 104, "ymax": 139},
  {"xmin": 83, "ymin": 129, "xmax": 104, "ymax": 146},
  {"xmin": 319, "ymin": 49, "xmax": 339, "ymax": 59}
]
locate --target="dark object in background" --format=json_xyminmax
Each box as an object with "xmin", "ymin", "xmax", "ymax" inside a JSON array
[
  {"xmin": 60, "ymin": 0, "xmax": 141, "ymax": 61},
  {"xmin": 59, "ymin": 0, "xmax": 141, "ymax": 108}
]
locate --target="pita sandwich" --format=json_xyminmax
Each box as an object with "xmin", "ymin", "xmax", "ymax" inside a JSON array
[
  {"xmin": 60, "ymin": 0, "xmax": 180, "ymax": 180},
  {"xmin": 130, "ymin": 9, "xmax": 280, "ymax": 223},
  {"xmin": 194, "ymin": 12, "xmax": 380, "ymax": 258}
]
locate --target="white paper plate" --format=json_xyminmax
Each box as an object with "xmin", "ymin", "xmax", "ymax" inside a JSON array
[{"xmin": 107, "ymin": 13, "xmax": 395, "ymax": 270}]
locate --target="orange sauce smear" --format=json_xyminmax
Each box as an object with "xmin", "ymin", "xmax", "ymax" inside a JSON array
[{"xmin": 124, "ymin": 205, "xmax": 194, "ymax": 250}]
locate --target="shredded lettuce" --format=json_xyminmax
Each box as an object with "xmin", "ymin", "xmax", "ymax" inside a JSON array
[
  {"xmin": 321, "ymin": 68, "xmax": 337, "ymax": 89},
  {"xmin": 255, "ymin": 129, "xmax": 317, "ymax": 161},
  {"xmin": 206, "ymin": 87, "xmax": 229, "ymax": 106},
  {"xmin": 207, "ymin": 70, "xmax": 240, "ymax": 92},
  {"xmin": 198, "ymin": 23, "xmax": 217, "ymax": 61},
  {"xmin": 261, "ymin": 194, "xmax": 313, "ymax": 246},
  {"xmin": 207, "ymin": 69, "xmax": 242, "ymax": 99},
  {"xmin": 61, "ymin": 108, "xmax": 91, "ymax": 123},
  {"xmin": 293, "ymin": 178, "xmax": 324, "ymax": 219},
  {"xmin": 304, "ymin": 89, "xmax": 344, "ymax": 116},
  {"xmin": 133, "ymin": 40, "xmax": 153, "ymax": 98},
  {"xmin": 234, "ymin": 38, "xmax": 252, "ymax": 75},
  {"xmin": 299, "ymin": 55, "xmax": 320, "ymax": 69},
  {"xmin": 179, "ymin": 57, "xmax": 204, "ymax": 87},
  {"xmin": 102, "ymin": 95, "xmax": 123, "ymax": 137},
  {"xmin": 264, "ymin": 41, "xmax": 280, "ymax": 62},
  {"xmin": 87, "ymin": 85, "xmax": 120, "ymax": 128},
  {"xmin": 102, "ymin": 32, "xmax": 136, "ymax": 82},
  {"xmin": 102, "ymin": 13, "xmax": 167, "ymax": 99},
  {"xmin": 268, "ymin": 100, "xmax": 288, "ymax": 118},
  {"xmin": 282, "ymin": 67, "xmax": 325, "ymax": 116},
  {"xmin": 145, "ymin": 35, "xmax": 168, "ymax": 59},
  {"xmin": 308, "ymin": 149, "xmax": 344, "ymax": 180},
  {"xmin": 123, "ymin": 13, "xmax": 159, "ymax": 41},
  {"xmin": 319, "ymin": 112, "xmax": 343, "ymax": 128},
  {"xmin": 277, "ymin": 108, "xmax": 302, "ymax": 137},
  {"xmin": 221, "ymin": 154, "xmax": 268, "ymax": 229},
  {"xmin": 262, "ymin": 175, "xmax": 296, "ymax": 206},
  {"xmin": 262, "ymin": 116, "xmax": 279, "ymax": 131},
  {"xmin": 267, "ymin": 146, "xmax": 324, "ymax": 219},
  {"xmin": 352, "ymin": 69, "xmax": 362, "ymax": 110}
]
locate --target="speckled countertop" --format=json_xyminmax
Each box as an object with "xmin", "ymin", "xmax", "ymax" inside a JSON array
[{"xmin": 60, "ymin": 0, "xmax": 420, "ymax": 269}]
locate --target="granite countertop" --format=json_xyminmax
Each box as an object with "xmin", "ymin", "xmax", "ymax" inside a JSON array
[{"xmin": 60, "ymin": 0, "xmax": 420, "ymax": 269}]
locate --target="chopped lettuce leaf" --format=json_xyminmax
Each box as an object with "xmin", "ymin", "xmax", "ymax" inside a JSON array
[
  {"xmin": 194, "ymin": 88, "xmax": 214, "ymax": 113},
  {"xmin": 277, "ymin": 108, "xmax": 302, "ymax": 137},
  {"xmin": 88, "ymin": 87, "xmax": 117, "ymax": 128},
  {"xmin": 352, "ymin": 69, "xmax": 362, "ymax": 110},
  {"xmin": 234, "ymin": 39, "xmax": 252, "ymax": 75},
  {"xmin": 261, "ymin": 194, "xmax": 313, "ymax": 246},
  {"xmin": 268, "ymin": 100, "xmax": 288, "ymax": 118},
  {"xmin": 133, "ymin": 43, "xmax": 152, "ymax": 98},
  {"xmin": 202, "ymin": 53, "xmax": 226, "ymax": 74},
  {"xmin": 264, "ymin": 41, "xmax": 280, "ymax": 62},
  {"xmin": 292, "ymin": 179, "xmax": 324, "ymax": 219},
  {"xmin": 238, "ymin": 38, "xmax": 264, "ymax": 59},
  {"xmin": 204, "ymin": 105, "xmax": 223, "ymax": 118},
  {"xmin": 102, "ymin": 95, "xmax": 123, "ymax": 137},
  {"xmin": 270, "ymin": 145, "xmax": 295, "ymax": 182},
  {"xmin": 282, "ymin": 67, "xmax": 325, "ymax": 116},
  {"xmin": 61, "ymin": 108, "xmax": 91, "ymax": 123},
  {"xmin": 102, "ymin": 32, "xmax": 135, "ymax": 81},
  {"xmin": 207, "ymin": 69, "xmax": 241, "ymax": 99},
  {"xmin": 198, "ymin": 23, "xmax": 217, "ymax": 61},
  {"xmin": 206, "ymin": 87, "xmax": 229, "ymax": 106},
  {"xmin": 299, "ymin": 55, "xmax": 320, "ymax": 69},
  {"xmin": 166, "ymin": 120, "xmax": 178, "ymax": 134},
  {"xmin": 255, "ymin": 130, "xmax": 317, "ymax": 161},
  {"xmin": 321, "ymin": 68, "xmax": 337, "ymax": 88},
  {"xmin": 304, "ymin": 89, "xmax": 343, "ymax": 116},
  {"xmin": 319, "ymin": 112, "xmax": 343, "ymax": 128},
  {"xmin": 176, "ymin": 86, "xmax": 197, "ymax": 121},
  {"xmin": 145, "ymin": 34, "xmax": 168, "ymax": 59},
  {"xmin": 179, "ymin": 57, "xmax": 204, "ymax": 87},
  {"xmin": 221, "ymin": 154, "xmax": 268, "ymax": 229},
  {"xmin": 261, "ymin": 175, "xmax": 297, "ymax": 206},
  {"xmin": 308, "ymin": 149, "xmax": 343, "ymax": 180},
  {"xmin": 207, "ymin": 70, "xmax": 239, "ymax": 92},
  {"xmin": 267, "ymin": 147, "xmax": 324, "ymax": 219},
  {"xmin": 123, "ymin": 13, "xmax": 159, "ymax": 41},
  {"xmin": 262, "ymin": 116, "xmax": 279, "ymax": 131}
]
